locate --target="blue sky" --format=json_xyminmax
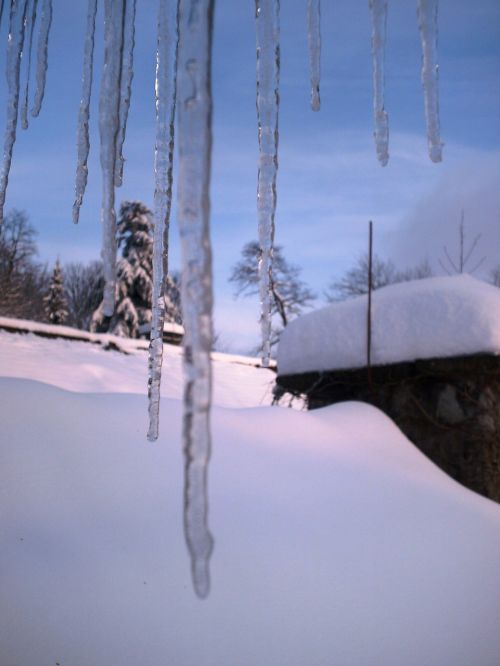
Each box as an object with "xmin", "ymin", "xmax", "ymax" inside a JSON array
[{"xmin": 1, "ymin": 0, "xmax": 499, "ymax": 351}]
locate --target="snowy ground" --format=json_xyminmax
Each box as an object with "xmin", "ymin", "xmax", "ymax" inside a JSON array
[
  {"xmin": 0, "ymin": 328, "xmax": 276, "ymax": 408},
  {"xmin": 1, "ymin": 329, "xmax": 500, "ymax": 666}
]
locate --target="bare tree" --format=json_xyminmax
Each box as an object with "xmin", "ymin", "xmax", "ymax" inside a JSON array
[
  {"xmin": 438, "ymin": 209, "xmax": 485, "ymax": 275},
  {"xmin": 64, "ymin": 261, "xmax": 104, "ymax": 330},
  {"xmin": 326, "ymin": 255, "xmax": 433, "ymax": 302},
  {"xmin": 0, "ymin": 209, "xmax": 48, "ymax": 320},
  {"xmin": 490, "ymin": 266, "xmax": 500, "ymax": 288},
  {"xmin": 229, "ymin": 241, "xmax": 316, "ymax": 345}
]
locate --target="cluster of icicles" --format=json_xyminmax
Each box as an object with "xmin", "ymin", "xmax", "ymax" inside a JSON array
[{"xmin": 0, "ymin": 0, "xmax": 442, "ymax": 598}]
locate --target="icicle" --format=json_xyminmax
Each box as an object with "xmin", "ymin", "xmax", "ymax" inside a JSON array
[
  {"xmin": 147, "ymin": 0, "xmax": 179, "ymax": 442},
  {"xmin": 20, "ymin": 0, "xmax": 38, "ymax": 131},
  {"xmin": 114, "ymin": 0, "xmax": 136, "ymax": 188},
  {"xmin": 30, "ymin": 0, "xmax": 51, "ymax": 118},
  {"xmin": 369, "ymin": 0, "xmax": 389, "ymax": 166},
  {"xmin": 256, "ymin": 0, "xmax": 280, "ymax": 367},
  {"xmin": 99, "ymin": 0, "xmax": 125, "ymax": 316},
  {"xmin": 0, "ymin": 0, "xmax": 28, "ymax": 227},
  {"xmin": 0, "ymin": 1, "xmax": 5, "ymax": 28},
  {"xmin": 72, "ymin": 0, "xmax": 98, "ymax": 225},
  {"xmin": 307, "ymin": 0, "xmax": 320, "ymax": 111},
  {"xmin": 177, "ymin": 0, "xmax": 215, "ymax": 600},
  {"xmin": 417, "ymin": 0, "xmax": 442, "ymax": 162}
]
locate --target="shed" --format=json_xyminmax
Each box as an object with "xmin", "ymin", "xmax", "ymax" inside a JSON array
[{"xmin": 277, "ymin": 275, "xmax": 500, "ymax": 502}]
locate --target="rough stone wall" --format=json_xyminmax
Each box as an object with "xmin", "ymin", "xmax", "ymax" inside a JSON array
[{"xmin": 277, "ymin": 355, "xmax": 500, "ymax": 503}]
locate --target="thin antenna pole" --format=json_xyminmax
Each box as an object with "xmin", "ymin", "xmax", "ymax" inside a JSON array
[{"xmin": 367, "ymin": 220, "xmax": 373, "ymax": 386}]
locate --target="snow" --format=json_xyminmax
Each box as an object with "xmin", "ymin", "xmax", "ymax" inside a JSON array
[
  {"xmin": 278, "ymin": 275, "xmax": 500, "ymax": 376},
  {"xmin": 2, "ymin": 369, "xmax": 500, "ymax": 665},
  {"xmin": 0, "ymin": 326, "xmax": 275, "ymax": 408}
]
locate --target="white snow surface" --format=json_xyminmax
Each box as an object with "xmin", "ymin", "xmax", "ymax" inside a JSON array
[
  {"xmin": 1, "ymin": 327, "xmax": 500, "ymax": 665},
  {"xmin": 0, "ymin": 325, "xmax": 275, "ymax": 408},
  {"xmin": 278, "ymin": 275, "xmax": 500, "ymax": 375}
]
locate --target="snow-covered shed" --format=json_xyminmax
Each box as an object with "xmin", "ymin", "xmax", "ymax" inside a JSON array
[{"xmin": 277, "ymin": 275, "xmax": 500, "ymax": 501}]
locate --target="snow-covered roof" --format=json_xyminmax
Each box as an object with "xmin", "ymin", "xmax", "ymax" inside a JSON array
[{"xmin": 278, "ymin": 275, "xmax": 500, "ymax": 376}]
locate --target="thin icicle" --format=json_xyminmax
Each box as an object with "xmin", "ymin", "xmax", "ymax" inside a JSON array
[
  {"xmin": 307, "ymin": 0, "xmax": 320, "ymax": 111},
  {"xmin": 20, "ymin": 0, "xmax": 38, "ymax": 130},
  {"xmin": 114, "ymin": 0, "xmax": 136, "ymax": 188},
  {"xmin": 256, "ymin": 0, "xmax": 280, "ymax": 367},
  {"xmin": 73, "ymin": 0, "xmax": 98, "ymax": 225},
  {"xmin": 31, "ymin": 0, "xmax": 51, "ymax": 118},
  {"xmin": 147, "ymin": 0, "xmax": 179, "ymax": 442},
  {"xmin": 417, "ymin": 0, "xmax": 442, "ymax": 162},
  {"xmin": 177, "ymin": 0, "xmax": 215, "ymax": 600},
  {"xmin": 369, "ymin": 0, "xmax": 389, "ymax": 166},
  {"xmin": 0, "ymin": 0, "xmax": 28, "ymax": 227},
  {"xmin": 99, "ymin": 0, "xmax": 125, "ymax": 316}
]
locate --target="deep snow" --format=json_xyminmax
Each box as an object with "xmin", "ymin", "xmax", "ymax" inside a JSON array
[
  {"xmin": 278, "ymin": 275, "xmax": 500, "ymax": 376},
  {"xmin": 1, "ymin": 329, "xmax": 500, "ymax": 665}
]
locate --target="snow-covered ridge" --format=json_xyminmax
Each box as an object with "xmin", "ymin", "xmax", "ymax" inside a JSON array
[
  {"xmin": 0, "ymin": 323, "xmax": 275, "ymax": 408},
  {"xmin": 0, "ymin": 316, "xmax": 272, "ymax": 369},
  {"xmin": 278, "ymin": 275, "xmax": 500, "ymax": 376}
]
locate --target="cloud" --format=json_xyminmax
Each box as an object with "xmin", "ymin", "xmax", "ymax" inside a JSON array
[{"xmin": 386, "ymin": 148, "xmax": 500, "ymax": 277}]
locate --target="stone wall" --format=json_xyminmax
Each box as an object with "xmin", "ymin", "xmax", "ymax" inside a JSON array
[{"xmin": 277, "ymin": 354, "xmax": 500, "ymax": 503}]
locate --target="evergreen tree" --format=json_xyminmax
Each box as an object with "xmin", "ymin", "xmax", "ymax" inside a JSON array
[
  {"xmin": 91, "ymin": 201, "xmax": 152, "ymax": 337},
  {"xmin": 165, "ymin": 271, "xmax": 182, "ymax": 324},
  {"xmin": 91, "ymin": 201, "xmax": 182, "ymax": 337},
  {"xmin": 44, "ymin": 260, "xmax": 68, "ymax": 325}
]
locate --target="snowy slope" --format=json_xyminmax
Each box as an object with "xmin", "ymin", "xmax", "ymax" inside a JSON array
[
  {"xmin": 278, "ymin": 275, "xmax": 500, "ymax": 375},
  {"xmin": 0, "ymin": 328, "xmax": 275, "ymax": 408},
  {"xmin": 1, "ymin": 330, "xmax": 500, "ymax": 665},
  {"xmin": 1, "ymin": 378, "xmax": 500, "ymax": 666}
]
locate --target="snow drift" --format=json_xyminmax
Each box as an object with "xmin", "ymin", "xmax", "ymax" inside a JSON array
[{"xmin": 1, "ymin": 330, "xmax": 500, "ymax": 665}]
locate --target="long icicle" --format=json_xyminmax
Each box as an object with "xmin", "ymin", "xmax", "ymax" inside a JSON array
[
  {"xmin": 369, "ymin": 0, "xmax": 389, "ymax": 166},
  {"xmin": 30, "ymin": 0, "xmax": 51, "ymax": 118},
  {"xmin": 256, "ymin": 0, "xmax": 280, "ymax": 367},
  {"xmin": 73, "ymin": 0, "xmax": 98, "ymax": 225},
  {"xmin": 307, "ymin": 0, "xmax": 320, "ymax": 111},
  {"xmin": 20, "ymin": 0, "xmax": 38, "ymax": 130},
  {"xmin": 0, "ymin": 0, "xmax": 28, "ymax": 227},
  {"xmin": 417, "ymin": 0, "xmax": 442, "ymax": 162},
  {"xmin": 147, "ymin": 0, "xmax": 179, "ymax": 442},
  {"xmin": 114, "ymin": 0, "xmax": 137, "ymax": 188},
  {"xmin": 177, "ymin": 0, "xmax": 215, "ymax": 600},
  {"xmin": 99, "ymin": 0, "xmax": 125, "ymax": 316}
]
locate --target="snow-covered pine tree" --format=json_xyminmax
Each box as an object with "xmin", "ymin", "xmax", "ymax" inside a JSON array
[
  {"xmin": 164, "ymin": 271, "xmax": 182, "ymax": 325},
  {"xmin": 91, "ymin": 201, "xmax": 153, "ymax": 337},
  {"xmin": 44, "ymin": 260, "xmax": 68, "ymax": 325}
]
